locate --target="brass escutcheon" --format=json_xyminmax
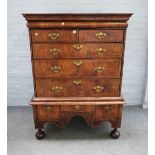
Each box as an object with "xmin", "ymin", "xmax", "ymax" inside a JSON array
[
  {"xmin": 50, "ymin": 66, "xmax": 62, "ymax": 73},
  {"xmin": 51, "ymin": 86, "xmax": 63, "ymax": 94},
  {"xmin": 73, "ymin": 44, "xmax": 83, "ymax": 50},
  {"xmin": 44, "ymin": 106, "xmax": 53, "ymax": 112},
  {"xmin": 96, "ymin": 48, "xmax": 106, "ymax": 55},
  {"xmin": 73, "ymin": 60, "xmax": 83, "ymax": 66},
  {"xmin": 93, "ymin": 85, "xmax": 104, "ymax": 93},
  {"xmin": 74, "ymin": 105, "xmax": 81, "ymax": 111},
  {"xmin": 73, "ymin": 80, "xmax": 81, "ymax": 86},
  {"xmin": 50, "ymin": 48, "xmax": 61, "ymax": 56},
  {"xmin": 103, "ymin": 105, "xmax": 112, "ymax": 112},
  {"xmin": 95, "ymin": 66, "xmax": 105, "ymax": 73},
  {"xmin": 96, "ymin": 32, "xmax": 107, "ymax": 40},
  {"xmin": 48, "ymin": 32, "xmax": 60, "ymax": 40}
]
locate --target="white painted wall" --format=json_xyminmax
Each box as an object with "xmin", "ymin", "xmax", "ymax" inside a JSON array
[{"xmin": 7, "ymin": 0, "xmax": 148, "ymax": 106}]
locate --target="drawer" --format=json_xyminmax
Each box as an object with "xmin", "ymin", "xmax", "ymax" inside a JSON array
[
  {"xmin": 95, "ymin": 105, "xmax": 118, "ymax": 121},
  {"xmin": 33, "ymin": 59, "xmax": 122, "ymax": 78},
  {"xmin": 79, "ymin": 30, "xmax": 124, "ymax": 42},
  {"xmin": 37, "ymin": 105, "xmax": 59, "ymax": 121},
  {"xmin": 31, "ymin": 29, "xmax": 78, "ymax": 42},
  {"xmin": 61, "ymin": 105, "xmax": 93, "ymax": 112},
  {"xmin": 32, "ymin": 43, "xmax": 124, "ymax": 59},
  {"xmin": 35, "ymin": 79, "xmax": 121, "ymax": 97}
]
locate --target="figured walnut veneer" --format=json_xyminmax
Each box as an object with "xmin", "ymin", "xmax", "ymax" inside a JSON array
[{"xmin": 23, "ymin": 13, "xmax": 132, "ymax": 139}]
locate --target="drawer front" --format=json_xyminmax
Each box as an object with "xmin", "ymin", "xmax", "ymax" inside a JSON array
[
  {"xmin": 61, "ymin": 105, "xmax": 94, "ymax": 112},
  {"xmin": 31, "ymin": 29, "xmax": 78, "ymax": 42},
  {"xmin": 37, "ymin": 105, "xmax": 59, "ymax": 121},
  {"xmin": 95, "ymin": 105, "xmax": 118, "ymax": 121},
  {"xmin": 79, "ymin": 30, "xmax": 124, "ymax": 42},
  {"xmin": 32, "ymin": 43, "xmax": 124, "ymax": 59},
  {"xmin": 33, "ymin": 59, "xmax": 121, "ymax": 78},
  {"xmin": 35, "ymin": 79, "xmax": 120, "ymax": 97}
]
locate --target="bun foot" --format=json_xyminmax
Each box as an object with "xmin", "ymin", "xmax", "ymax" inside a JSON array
[
  {"xmin": 110, "ymin": 128, "xmax": 120, "ymax": 139},
  {"xmin": 36, "ymin": 129, "xmax": 45, "ymax": 140}
]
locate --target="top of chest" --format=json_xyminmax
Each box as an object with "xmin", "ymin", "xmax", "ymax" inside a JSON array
[{"xmin": 23, "ymin": 13, "xmax": 132, "ymax": 29}]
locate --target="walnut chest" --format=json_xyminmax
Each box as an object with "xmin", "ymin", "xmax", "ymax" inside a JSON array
[{"xmin": 23, "ymin": 13, "xmax": 132, "ymax": 139}]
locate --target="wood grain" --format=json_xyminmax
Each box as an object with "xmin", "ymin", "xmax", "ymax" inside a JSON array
[
  {"xmin": 33, "ymin": 59, "xmax": 122, "ymax": 78},
  {"xmin": 35, "ymin": 78, "xmax": 121, "ymax": 97},
  {"xmin": 37, "ymin": 105, "xmax": 59, "ymax": 121},
  {"xmin": 95, "ymin": 105, "xmax": 118, "ymax": 121},
  {"xmin": 31, "ymin": 29, "xmax": 78, "ymax": 42},
  {"xmin": 79, "ymin": 30, "xmax": 124, "ymax": 42},
  {"xmin": 32, "ymin": 43, "xmax": 124, "ymax": 59},
  {"xmin": 23, "ymin": 13, "xmax": 132, "ymax": 136},
  {"xmin": 23, "ymin": 13, "xmax": 132, "ymax": 22}
]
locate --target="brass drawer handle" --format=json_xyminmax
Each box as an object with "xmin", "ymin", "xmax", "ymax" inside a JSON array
[
  {"xmin": 73, "ymin": 44, "xmax": 83, "ymax": 50},
  {"xmin": 44, "ymin": 106, "xmax": 53, "ymax": 112},
  {"xmin": 93, "ymin": 85, "xmax": 104, "ymax": 93},
  {"xmin": 103, "ymin": 105, "xmax": 112, "ymax": 112},
  {"xmin": 48, "ymin": 32, "xmax": 60, "ymax": 40},
  {"xmin": 51, "ymin": 86, "xmax": 63, "ymax": 94},
  {"xmin": 96, "ymin": 48, "xmax": 106, "ymax": 55},
  {"xmin": 74, "ymin": 105, "xmax": 81, "ymax": 111},
  {"xmin": 51, "ymin": 66, "xmax": 62, "ymax": 73},
  {"xmin": 95, "ymin": 66, "xmax": 105, "ymax": 73},
  {"xmin": 73, "ymin": 60, "xmax": 83, "ymax": 66},
  {"xmin": 50, "ymin": 48, "xmax": 61, "ymax": 56},
  {"xmin": 73, "ymin": 80, "xmax": 81, "ymax": 86},
  {"xmin": 96, "ymin": 32, "xmax": 107, "ymax": 40}
]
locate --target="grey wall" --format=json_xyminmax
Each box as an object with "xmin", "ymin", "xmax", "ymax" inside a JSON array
[{"xmin": 8, "ymin": 0, "xmax": 148, "ymax": 106}]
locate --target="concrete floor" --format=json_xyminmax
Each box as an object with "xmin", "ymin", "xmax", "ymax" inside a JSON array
[{"xmin": 7, "ymin": 106, "xmax": 147, "ymax": 155}]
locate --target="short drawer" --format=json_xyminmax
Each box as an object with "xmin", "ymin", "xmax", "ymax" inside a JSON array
[
  {"xmin": 79, "ymin": 30, "xmax": 124, "ymax": 42},
  {"xmin": 33, "ymin": 59, "xmax": 122, "ymax": 78},
  {"xmin": 95, "ymin": 105, "xmax": 118, "ymax": 121},
  {"xmin": 31, "ymin": 29, "xmax": 78, "ymax": 42},
  {"xmin": 37, "ymin": 105, "xmax": 59, "ymax": 121},
  {"xmin": 61, "ymin": 105, "xmax": 94, "ymax": 112},
  {"xmin": 35, "ymin": 79, "xmax": 121, "ymax": 97},
  {"xmin": 32, "ymin": 43, "xmax": 124, "ymax": 59}
]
